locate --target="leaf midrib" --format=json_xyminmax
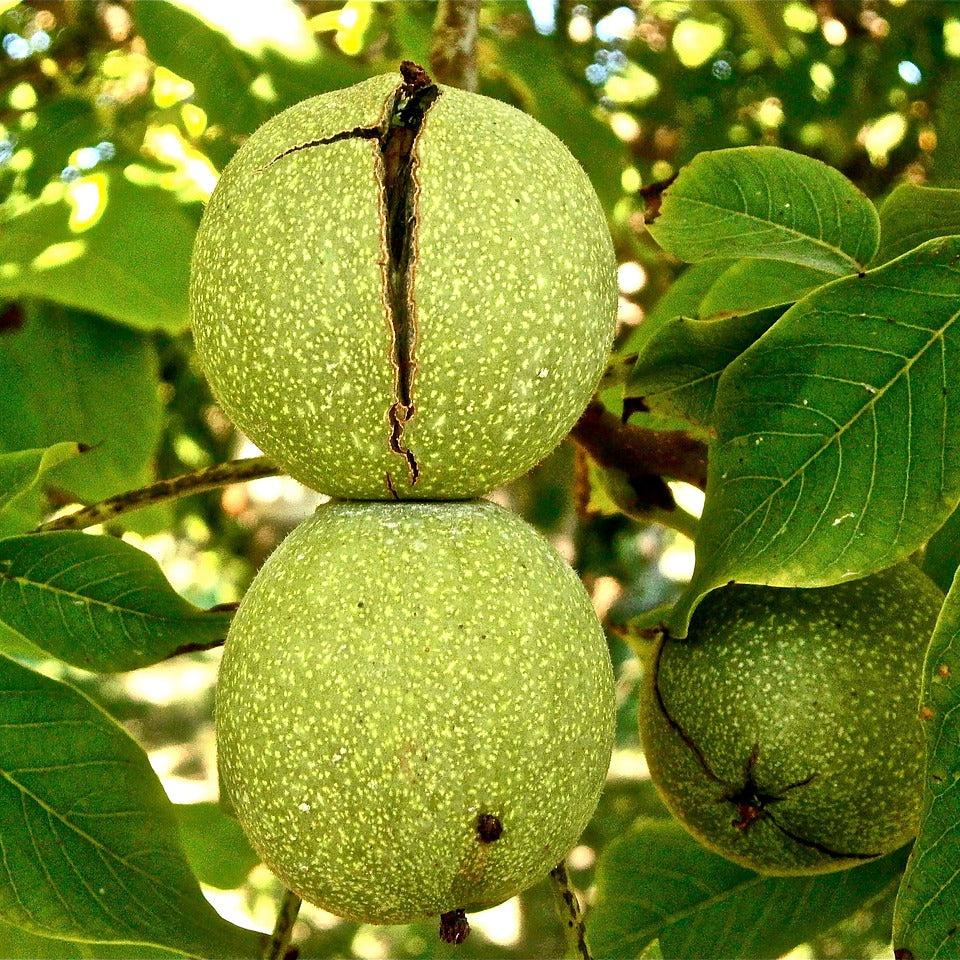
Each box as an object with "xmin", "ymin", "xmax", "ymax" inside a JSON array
[
  {"xmin": 0, "ymin": 570, "xmax": 209, "ymax": 626},
  {"xmin": 664, "ymin": 195, "xmax": 862, "ymax": 274}
]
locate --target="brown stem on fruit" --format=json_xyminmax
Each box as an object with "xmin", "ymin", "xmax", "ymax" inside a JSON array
[
  {"xmin": 439, "ymin": 908, "xmax": 470, "ymax": 944},
  {"xmin": 569, "ymin": 401, "xmax": 708, "ymax": 491},
  {"xmin": 549, "ymin": 861, "xmax": 591, "ymax": 960},
  {"xmin": 429, "ymin": 0, "xmax": 481, "ymax": 92},
  {"xmin": 34, "ymin": 456, "xmax": 279, "ymax": 532},
  {"xmin": 265, "ymin": 888, "xmax": 301, "ymax": 960}
]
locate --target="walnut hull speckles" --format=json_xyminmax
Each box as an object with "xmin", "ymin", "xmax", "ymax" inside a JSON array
[
  {"xmin": 191, "ymin": 74, "xmax": 616, "ymax": 500},
  {"xmin": 639, "ymin": 564, "xmax": 942, "ymax": 875},
  {"xmin": 216, "ymin": 501, "xmax": 615, "ymax": 923}
]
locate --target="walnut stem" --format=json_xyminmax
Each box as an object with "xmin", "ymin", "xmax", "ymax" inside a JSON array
[
  {"xmin": 35, "ymin": 456, "xmax": 278, "ymax": 532},
  {"xmin": 549, "ymin": 860, "xmax": 591, "ymax": 960},
  {"xmin": 569, "ymin": 401, "xmax": 708, "ymax": 491},
  {"xmin": 264, "ymin": 888, "xmax": 301, "ymax": 960},
  {"xmin": 429, "ymin": 0, "xmax": 481, "ymax": 92}
]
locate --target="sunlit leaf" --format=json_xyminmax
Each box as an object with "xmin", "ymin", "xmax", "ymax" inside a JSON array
[
  {"xmin": 0, "ymin": 175, "xmax": 194, "ymax": 333},
  {"xmin": 0, "ymin": 532, "xmax": 232, "ymax": 672},
  {"xmin": 587, "ymin": 819, "xmax": 907, "ymax": 960},
  {"xmin": 0, "ymin": 445, "xmax": 83, "ymax": 537},
  {"xmin": 0, "ymin": 306, "xmax": 161, "ymax": 505},
  {"xmin": 875, "ymin": 184, "xmax": 960, "ymax": 265},
  {"xmin": 0, "ymin": 654, "xmax": 260, "ymax": 957},
  {"xmin": 671, "ymin": 237, "xmax": 960, "ymax": 634},
  {"xmin": 648, "ymin": 147, "xmax": 879, "ymax": 275},
  {"xmin": 135, "ymin": 0, "xmax": 370, "ymax": 137},
  {"xmin": 894, "ymin": 568, "xmax": 960, "ymax": 959}
]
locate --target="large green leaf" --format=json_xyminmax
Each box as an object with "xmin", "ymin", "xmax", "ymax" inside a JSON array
[
  {"xmin": 923, "ymin": 505, "xmax": 960, "ymax": 593},
  {"xmin": 697, "ymin": 260, "xmax": 832, "ymax": 320},
  {"xmin": 894, "ymin": 569, "xmax": 960, "ymax": 959},
  {"xmin": 135, "ymin": 0, "xmax": 369, "ymax": 137},
  {"xmin": 587, "ymin": 819, "xmax": 907, "ymax": 960},
  {"xmin": 627, "ymin": 309, "xmax": 780, "ymax": 428},
  {"xmin": 0, "ymin": 307, "xmax": 161, "ymax": 504},
  {"xmin": 0, "ymin": 532, "xmax": 231, "ymax": 672},
  {"xmin": 671, "ymin": 237, "xmax": 960, "ymax": 634},
  {"xmin": 647, "ymin": 147, "xmax": 879, "ymax": 275},
  {"xmin": 0, "ymin": 175, "xmax": 194, "ymax": 333},
  {"xmin": 875, "ymin": 184, "xmax": 960, "ymax": 266},
  {"xmin": 0, "ymin": 654, "xmax": 260, "ymax": 957},
  {"xmin": 174, "ymin": 803, "xmax": 259, "ymax": 890},
  {"xmin": 0, "ymin": 445, "xmax": 83, "ymax": 538}
]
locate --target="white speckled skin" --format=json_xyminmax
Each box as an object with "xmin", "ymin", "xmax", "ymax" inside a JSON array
[
  {"xmin": 191, "ymin": 74, "xmax": 616, "ymax": 499},
  {"xmin": 639, "ymin": 564, "xmax": 942, "ymax": 875},
  {"xmin": 216, "ymin": 501, "xmax": 615, "ymax": 923}
]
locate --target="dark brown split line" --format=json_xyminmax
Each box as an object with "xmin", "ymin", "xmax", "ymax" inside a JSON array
[
  {"xmin": 263, "ymin": 61, "xmax": 441, "ymax": 494},
  {"xmin": 267, "ymin": 126, "xmax": 381, "ymax": 166}
]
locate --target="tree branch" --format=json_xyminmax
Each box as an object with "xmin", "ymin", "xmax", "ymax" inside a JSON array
[
  {"xmin": 549, "ymin": 860, "xmax": 591, "ymax": 960},
  {"xmin": 429, "ymin": 0, "xmax": 481, "ymax": 92},
  {"xmin": 265, "ymin": 888, "xmax": 301, "ymax": 960},
  {"xmin": 36, "ymin": 456, "xmax": 279, "ymax": 532},
  {"xmin": 569, "ymin": 401, "xmax": 708, "ymax": 491}
]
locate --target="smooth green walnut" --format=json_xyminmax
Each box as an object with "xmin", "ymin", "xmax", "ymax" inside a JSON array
[
  {"xmin": 191, "ymin": 67, "xmax": 616, "ymax": 500},
  {"xmin": 216, "ymin": 501, "xmax": 615, "ymax": 924},
  {"xmin": 639, "ymin": 564, "xmax": 942, "ymax": 875}
]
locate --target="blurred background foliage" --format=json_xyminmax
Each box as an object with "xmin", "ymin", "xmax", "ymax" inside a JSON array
[{"xmin": 0, "ymin": 1, "xmax": 955, "ymax": 957}]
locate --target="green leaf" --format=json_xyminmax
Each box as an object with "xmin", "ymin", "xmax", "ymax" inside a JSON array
[
  {"xmin": 0, "ymin": 175, "xmax": 194, "ymax": 333},
  {"xmin": 619, "ymin": 261, "xmax": 734, "ymax": 357},
  {"xmin": 174, "ymin": 803, "xmax": 259, "ymax": 889},
  {"xmin": 671, "ymin": 236, "xmax": 960, "ymax": 634},
  {"xmin": 134, "ymin": 0, "xmax": 369, "ymax": 137},
  {"xmin": 0, "ymin": 532, "xmax": 232, "ymax": 672},
  {"xmin": 19, "ymin": 98, "xmax": 102, "ymax": 197},
  {"xmin": 923, "ymin": 505, "xmax": 960, "ymax": 593},
  {"xmin": 587, "ymin": 819, "xmax": 908, "ymax": 960},
  {"xmin": 647, "ymin": 147, "xmax": 879, "ymax": 275},
  {"xmin": 876, "ymin": 184, "xmax": 960, "ymax": 266},
  {"xmin": 0, "ymin": 445, "xmax": 83, "ymax": 537},
  {"xmin": 0, "ymin": 654, "xmax": 260, "ymax": 957},
  {"xmin": 698, "ymin": 260, "xmax": 832, "ymax": 320},
  {"xmin": 894, "ymin": 568, "xmax": 960, "ymax": 959},
  {"xmin": 0, "ymin": 307, "xmax": 161, "ymax": 504},
  {"xmin": 627, "ymin": 309, "xmax": 781, "ymax": 428}
]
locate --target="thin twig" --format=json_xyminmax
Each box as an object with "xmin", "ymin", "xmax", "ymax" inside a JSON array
[
  {"xmin": 429, "ymin": 0, "xmax": 481, "ymax": 91},
  {"xmin": 36, "ymin": 456, "xmax": 279, "ymax": 532},
  {"xmin": 549, "ymin": 860, "xmax": 591, "ymax": 960},
  {"xmin": 570, "ymin": 401, "xmax": 708, "ymax": 491},
  {"xmin": 265, "ymin": 888, "xmax": 301, "ymax": 960}
]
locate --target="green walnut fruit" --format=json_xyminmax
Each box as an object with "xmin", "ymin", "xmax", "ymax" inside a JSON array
[
  {"xmin": 191, "ymin": 65, "xmax": 616, "ymax": 500},
  {"xmin": 639, "ymin": 564, "xmax": 943, "ymax": 875},
  {"xmin": 216, "ymin": 500, "xmax": 615, "ymax": 923}
]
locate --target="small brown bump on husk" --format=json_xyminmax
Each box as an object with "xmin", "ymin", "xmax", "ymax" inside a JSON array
[{"xmin": 476, "ymin": 813, "xmax": 503, "ymax": 843}]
